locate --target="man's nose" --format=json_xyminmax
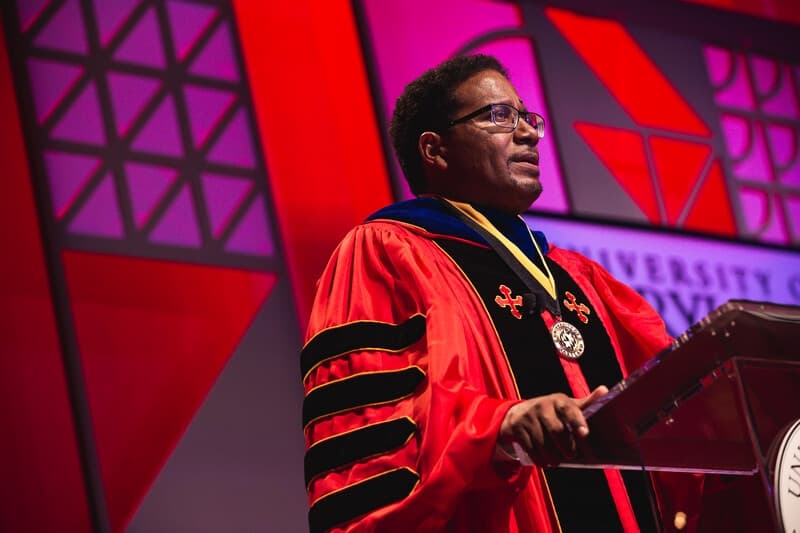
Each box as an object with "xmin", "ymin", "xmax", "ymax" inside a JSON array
[{"xmin": 515, "ymin": 118, "xmax": 539, "ymax": 145}]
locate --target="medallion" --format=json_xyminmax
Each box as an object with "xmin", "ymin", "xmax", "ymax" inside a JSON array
[{"xmin": 550, "ymin": 320, "xmax": 585, "ymax": 359}]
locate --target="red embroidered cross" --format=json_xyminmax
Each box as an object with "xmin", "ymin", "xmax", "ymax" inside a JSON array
[
  {"xmin": 495, "ymin": 284, "xmax": 523, "ymax": 319},
  {"xmin": 563, "ymin": 291, "xmax": 590, "ymax": 324}
]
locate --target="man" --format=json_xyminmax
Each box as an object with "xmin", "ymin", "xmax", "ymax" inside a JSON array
[{"xmin": 301, "ymin": 54, "xmax": 700, "ymax": 532}]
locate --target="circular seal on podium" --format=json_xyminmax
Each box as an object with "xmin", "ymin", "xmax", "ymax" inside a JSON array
[{"xmin": 773, "ymin": 418, "xmax": 800, "ymax": 533}]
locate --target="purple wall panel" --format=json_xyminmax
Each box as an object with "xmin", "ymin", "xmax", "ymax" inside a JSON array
[
  {"xmin": 130, "ymin": 95, "xmax": 184, "ymax": 157},
  {"xmin": 166, "ymin": 1, "xmax": 217, "ymax": 59},
  {"xmin": 4, "ymin": 1, "xmax": 290, "ymax": 529},
  {"xmin": 67, "ymin": 173, "xmax": 123, "ymax": 237},
  {"xmin": 114, "ymin": 7, "xmax": 165, "ymax": 68},
  {"xmin": 704, "ymin": 45, "xmax": 800, "ymax": 245},
  {"xmin": 33, "ymin": 0, "xmax": 86, "ymax": 53},
  {"xmin": 189, "ymin": 22, "xmax": 238, "ymax": 81},
  {"xmin": 184, "ymin": 84, "xmax": 236, "ymax": 146},
  {"xmin": 27, "ymin": 58, "xmax": 82, "ymax": 122},
  {"xmin": 16, "ymin": 0, "xmax": 49, "ymax": 30},
  {"xmin": 45, "ymin": 151, "xmax": 99, "ymax": 218},
  {"xmin": 107, "ymin": 72, "xmax": 161, "ymax": 136},
  {"xmin": 206, "ymin": 109, "xmax": 256, "ymax": 168},
  {"xmin": 148, "ymin": 183, "xmax": 201, "ymax": 247},
  {"xmin": 201, "ymin": 173, "xmax": 252, "ymax": 237},
  {"xmin": 51, "ymin": 82, "xmax": 105, "ymax": 144},
  {"xmin": 225, "ymin": 197, "xmax": 273, "ymax": 256},
  {"xmin": 93, "ymin": 0, "xmax": 140, "ymax": 45},
  {"xmin": 15, "ymin": 0, "xmax": 277, "ymax": 260},
  {"xmin": 125, "ymin": 162, "xmax": 178, "ymax": 228}
]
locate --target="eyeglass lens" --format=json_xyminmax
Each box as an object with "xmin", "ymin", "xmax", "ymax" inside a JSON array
[{"xmin": 491, "ymin": 104, "xmax": 544, "ymax": 138}]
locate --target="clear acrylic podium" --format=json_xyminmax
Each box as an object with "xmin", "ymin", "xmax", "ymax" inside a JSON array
[{"xmin": 568, "ymin": 300, "xmax": 800, "ymax": 532}]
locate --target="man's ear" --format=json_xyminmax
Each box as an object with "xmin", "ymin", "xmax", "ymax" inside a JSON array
[{"xmin": 418, "ymin": 131, "xmax": 448, "ymax": 171}]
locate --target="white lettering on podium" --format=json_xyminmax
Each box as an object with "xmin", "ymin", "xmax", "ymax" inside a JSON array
[{"xmin": 789, "ymin": 451, "xmax": 800, "ymax": 498}]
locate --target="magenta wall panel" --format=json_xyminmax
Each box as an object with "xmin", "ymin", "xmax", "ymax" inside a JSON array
[
  {"xmin": 11, "ymin": 0, "xmax": 277, "ymax": 259},
  {"xmin": 704, "ymin": 45, "xmax": 800, "ymax": 245}
]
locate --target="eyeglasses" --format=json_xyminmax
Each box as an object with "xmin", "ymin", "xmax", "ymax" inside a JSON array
[{"xmin": 448, "ymin": 103, "xmax": 545, "ymax": 138}]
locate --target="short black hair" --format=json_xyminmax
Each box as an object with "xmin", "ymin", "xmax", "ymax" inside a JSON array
[{"xmin": 389, "ymin": 54, "xmax": 508, "ymax": 194}]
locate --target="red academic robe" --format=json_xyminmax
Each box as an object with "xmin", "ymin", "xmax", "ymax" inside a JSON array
[{"xmin": 302, "ymin": 218, "xmax": 702, "ymax": 532}]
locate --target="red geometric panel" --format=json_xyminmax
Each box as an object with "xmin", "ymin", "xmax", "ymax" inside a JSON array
[
  {"xmin": 546, "ymin": 7, "xmax": 711, "ymax": 137},
  {"xmin": 683, "ymin": 160, "xmax": 737, "ymax": 236},
  {"xmin": 648, "ymin": 136, "xmax": 712, "ymax": 224},
  {"xmin": 0, "ymin": 21, "xmax": 91, "ymax": 531},
  {"xmin": 62, "ymin": 251, "xmax": 277, "ymax": 531},
  {"xmin": 575, "ymin": 122, "xmax": 661, "ymax": 223}
]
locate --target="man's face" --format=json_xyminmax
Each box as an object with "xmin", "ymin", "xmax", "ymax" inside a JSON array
[{"xmin": 439, "ymin": 70, "xmax": 541, "ymax": 214}]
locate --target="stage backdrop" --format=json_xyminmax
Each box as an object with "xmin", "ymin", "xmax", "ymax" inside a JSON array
[
  {"xmin": 1, "ymin": 0, "xmax": 798, "ymax": 532},
  {"xmin": 354, "ymin": 0, "xmax": 800, "ymax": 331}
]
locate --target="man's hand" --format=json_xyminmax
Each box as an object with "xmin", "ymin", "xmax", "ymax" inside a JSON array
[{"xmin": 498, "ymin": 386, "xmax": 608, "ymax": 466}]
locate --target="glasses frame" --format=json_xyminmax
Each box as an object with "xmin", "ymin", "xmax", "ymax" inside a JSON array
[{"xmin": 448, "ymin": 103, "xmax": 545, "ymax": 138}]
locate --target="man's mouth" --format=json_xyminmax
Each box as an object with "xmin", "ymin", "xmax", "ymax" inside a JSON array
[{"xmin": 510, "ymin": 152, "xmax": 539, "ymax": 166}]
